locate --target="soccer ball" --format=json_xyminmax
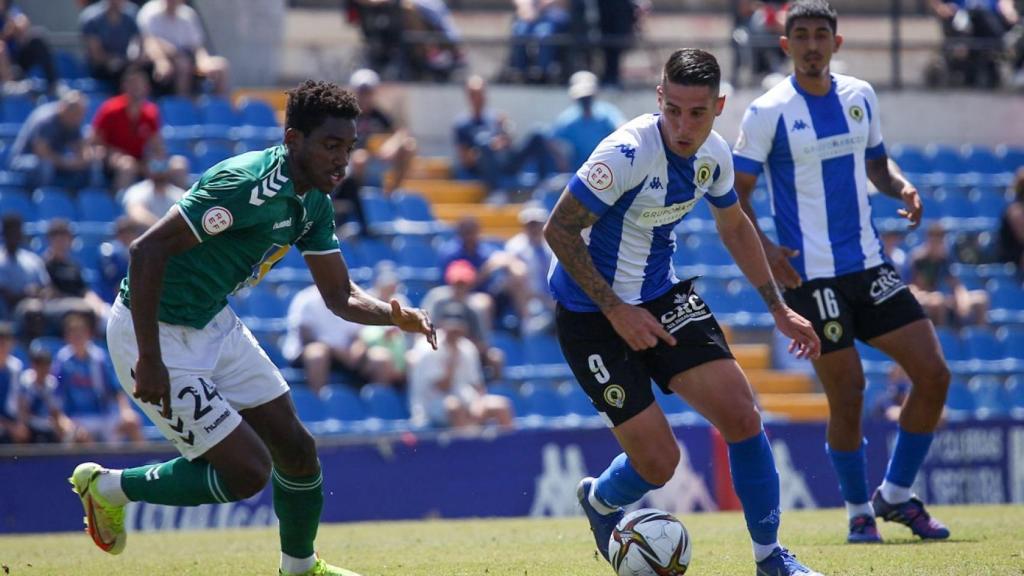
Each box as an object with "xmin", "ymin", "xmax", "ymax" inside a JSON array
[{"xmin": 607, "ymin": 508, "xmax": 691, "ymax": 576}]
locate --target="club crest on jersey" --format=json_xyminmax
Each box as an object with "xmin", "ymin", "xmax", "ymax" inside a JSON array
[
  {"xmin": 603, "ymin": 385, "xmax": 626, "ymax": 408},
  {"xmin": 848, "ymin": 105, "xmax": 865, "ymax": 123},
  {"xmin": 201, "ymin": 207, "xmax": 233, "ymax": 236},
  {"xmin": 694, "ymin": 160, "xmax": 715, "ymax": 189},
  {"xmin": 824, "ymin": 321, "xmax": 843, "ymax": 343},
  {"xmin": 587, "ymin": 162, "xmax": 614, "ymax": 191}
]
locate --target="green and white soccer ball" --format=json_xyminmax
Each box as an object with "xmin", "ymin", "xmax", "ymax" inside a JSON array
[{"xmin": 608, "ymin": 508, "xmax": 691, "ymax": 576}]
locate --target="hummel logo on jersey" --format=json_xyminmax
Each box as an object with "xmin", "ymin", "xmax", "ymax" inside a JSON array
[
  {"xmin": 649, "ymin": 177, "xmax": 663, "ymax": 190},
  {"xmin": 249, "ymin": 163, "xmax": 289, "ymax": 206},
  {"xmin": 791, "ymin": 119, "xmax": 809, "ymax": 132},
  {"xmin": 273, "ymin": 218, "xmax": 292, "ymax": 230}
]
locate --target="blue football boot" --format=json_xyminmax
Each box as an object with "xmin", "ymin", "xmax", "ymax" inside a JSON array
[{"xmin": 576, "ymin": 477, "xmax": 623, "ymax": 562}]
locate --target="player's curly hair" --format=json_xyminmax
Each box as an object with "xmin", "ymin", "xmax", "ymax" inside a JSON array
[
  {"xmin": 785, "ymin": 0, "xmax": 838, "ymax": 36},
  {"xmin": 285, "ymin": 80, "xmax": 360, "ymax": 135}
]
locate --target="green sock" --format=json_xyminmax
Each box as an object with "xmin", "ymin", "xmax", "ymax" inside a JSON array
[
  {"xmin": 121, "ymin": 457, "xmax": 237, "ymax": 506},
  {"xmin": 273, "ymin": 466, "xmax": 324, "ymax": 559}
]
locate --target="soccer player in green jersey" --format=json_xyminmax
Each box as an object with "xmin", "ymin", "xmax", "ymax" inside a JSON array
[{"xmin": 68, "ymin": 80, "xmax": 436, "ymax": 576}]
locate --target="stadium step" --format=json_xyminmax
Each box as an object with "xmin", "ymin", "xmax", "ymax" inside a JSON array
[
  {"xmin": 757, "ymin": 392, "xmax": 830, "ymax": 421},
  {"xmin": 433, "ymin": 203, "xmax": 522, "ymax": 235},
  {"xmin": 746, "ymin": 370, "xmax": 815, "ymax": 394},
  {"xmin": 731, "ymin": 344, "xmax": 771, "ymax": 371},
  {"xmin": 406, "ymin": 156, "xmax": 452, "ymax": 180},
  {"xmin": 402, "ymin": 179, "xmax": 487, "ymax": 204}
]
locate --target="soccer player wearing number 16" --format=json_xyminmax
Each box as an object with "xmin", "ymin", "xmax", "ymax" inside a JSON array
[
  {"xmin": 732, "ymin": 0, "xmax": 951, "ymax": 544},
  {"xmin": 546, "ymin": 49, "xmax": 825, "ymax": 576},
  {"xmin": 67, "ymin": 81, "xmax": 437, "ymax": 576}
]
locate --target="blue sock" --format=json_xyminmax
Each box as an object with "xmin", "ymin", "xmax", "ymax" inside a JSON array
[
  {"xmin": 728, "ymin": 431, "xmax": 780, "ymax": 546},
  {"xmin": 827, "ymin": 439, "xmax": 869, "ymax": 504},
  {"xmin": 884, "ymin": 427, "xmax": 934, "ymax": 488},
  {"xmin": 594, "ymin": 453, "xmax": 661, "ymax": 508}
]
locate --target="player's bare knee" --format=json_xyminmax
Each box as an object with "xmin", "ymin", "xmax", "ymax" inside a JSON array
[
  {"xmin": 911, "ymin": 360, "xmax": 951, "ymax": 398},
  {"xmin": 720, "ymin": 408, "xmax": 763, "ymax": 443},
  {"xmin": 633, "ymin": 444, "xmax": 679, "ymax": 486},
  {"xmin": 276, "ymin": 426, "xmax": 319, "ymax": 475}
]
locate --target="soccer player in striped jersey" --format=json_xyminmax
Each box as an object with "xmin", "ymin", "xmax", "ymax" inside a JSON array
[
  {"xmin": 547, "ymin": 48, "xmax": 825, "ymax": 576},
  {"xmin": 733, "ymin": 0, "xmax": 951, "ymax": 544},
  {"xmin": 67, "ymin": 80, "xmax": 436, "ymax": 576}
]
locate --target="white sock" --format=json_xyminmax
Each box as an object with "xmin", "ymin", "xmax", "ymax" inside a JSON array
[
  {"xmin": 845, "ymin": 501, "xmax": 874, "ymax": 519},
  {"xmin": 879, "ymin": 480, "xmax": 912, "ymax": 504},
  {"xmin": 588, "ymin": 483, "xmax": 618, "ymax": 515},
  {"xmin": 753, "ymin": 540, "xmax": 780, "ymax": 562},
  {"xmin": 96, "ymin": 470, "xmax": 129, "ymax": 506},
  {"xmin": 280, "ymin": 552, "xmax": 316, "ymax": 575}
]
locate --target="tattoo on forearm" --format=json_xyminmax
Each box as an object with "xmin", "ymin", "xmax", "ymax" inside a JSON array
[
  {"xmin": 547, "ymin": 196, "xmax": 621, "ymax": 311},
  {"xmin": 757, "ymin": 281, "xmax": 784, "ymax": 312}
]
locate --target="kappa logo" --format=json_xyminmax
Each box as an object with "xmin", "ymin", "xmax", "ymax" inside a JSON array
[
  {"xmin": 249, "ymin": 163, "xmax": 289, "ymax": 206},
  {"xmin": 849, "ymin": 105, "xmax": 865, "ymax": 123},
  {"xmin": 792, "ymin": 119, "xmax": 809, "ymax": 132},
  {"xmin": 617, "ymin": 144, "xmax": 636, "ymax": 166},
  {"xmin": 649, "ymin": 177, "xmax": 663, "ymax": 190}
]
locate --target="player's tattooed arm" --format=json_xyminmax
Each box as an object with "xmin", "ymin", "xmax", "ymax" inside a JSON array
[
  {"xmin": 757, "ymin": 281, "xmax": 785, "ymax": 313},
  {"xmin": 544, "ymin": 192, "xmax": 622, "ymax": 311}
]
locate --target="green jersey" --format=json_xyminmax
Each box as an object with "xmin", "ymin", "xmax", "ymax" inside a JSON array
[{"xmin": 119, "ymin": 145, "xmax": 340, "ymax": 328}]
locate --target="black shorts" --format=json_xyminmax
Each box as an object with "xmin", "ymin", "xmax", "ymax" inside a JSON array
[
  {"xmin": 555, "ymin": 280, "xmax": 733, "ymax": 427},
  {"xmin": 784, "ymin": 263, "xmax": 927, "ymax": 355}
]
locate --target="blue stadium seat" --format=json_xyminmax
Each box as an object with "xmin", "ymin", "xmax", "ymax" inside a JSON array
[
  {"xmin": 393, "ymin": 236, "xmax": 440, "ymax": 281},
  {"xmin": 890, "ymin": 145, "xmax": 932, "ymax": 174},
  {"xmin": 193, "ymin": 141, "xmax": 236, "ymax": 173},
  {"xmin": 988, "ymin": 284, "xmax": 1024, "ymax": 324},
  {"xmin": 490, "ymin": 332, "xmax": 525, "ymax": 369},
  {"xmin": 519, "ymin": 381, "xmax": 567, "ymax": 417},
  {"xmin": 934, "ymin": 327, "xmax": 965, "ymax": 366},
  {"xmin": 996, "ymin": 145, "xmax": 1024, "ymax": 173},
  {"xmin": 321, "ymin": 385, "xmax": 368, "ymax": 422},
  {"xmin": 961, "ymin": 146, "xmax": 1005, "ymax": 174},
  {"xmin": 393, "ymin": 192, "xmax": 435, "ymax": 222},
  {"xmin": 73, "ymin": 238, "xmax": 102, "ymax": 274},
  {"xmin": 968, "ymin": 375, "xmax": 1010, "ymax": 419},
  {"xmin": 522, "ymin": 334, "xmax": 572, "ymax": 378},
  {"xmin": 925, "ymin": 145, "xmax": 968, "ymax": 174},
  {"xmin": 77, "ymin": 187, "xmax": 122, "ymax": 223},
  {"xmin": 969, "ymin": 187, "xmax": 1009, "ymax": 221},
  {"xmin": 856, "ymin": 341, "xmax": 893, "ymax": 375},
  {"xmin": 276, "ymin": 246, "xmax": 305, "ymax": 270},
  {"xmin": 656, "ymin": 388, "xmax": 694, "ymax": 416},
  {"xmin": 198, "ymin": 96, "xmax": 240, "ymax": 140},
  {"xmin": 1006, "ymin": 375, "xmax": 1024, "ymax": 416},
  {"xmin": 1, "ymin": 94, "xmax": 36, "ymax": 124},
  {"xmin": 560, "ymin": 382, "xmax": 595, "ymax": 416},
  {"xmin": 0, "ymin": 187, "xmax": 34, "ymax": 221},
  {"xmin": 290, "ymin": 386, "xmax": 328, "ymax": 422},
  {"xmin": 962, "ymin": 327, "xmax": 1006, "ymax": 371},
  {"xmin": 360, "ymin": 384, "xmax": 410, "ymax": 420},
  {"xmin": 245, "ymin": 286, "xmax": 288, "ymax": 319},
  {"xmin": 353, "ymin": 237, "xmax": 397, "ymax": 266},
  {"xmin": 1001, "ymin": 326, "xmax": 1024, "ymax": 363},
  {"xmin": 237, "ymin": 98, "xmax": 279, "ymax": 127},
  {"xmin": 487, "ymin": 381, "xmax": 527, "ymax": 417},
  {"xmin": 33, "ymin": 187, "xmax": 77, "ymax": 221},
  {"xmin": 158, "ymin": 96, "xmax": 200, "ymax": 127},
  {"xmin": 933, "ymin": 190, "xmax": 975, "ymax": 222},
  {"xmin": 54, "ymin": 51, "xmax": 86, "ymax": 80},
  {"xmin": 944, "ymin": 378, "xmax": 975, "ymax": 420},
  {"xmin": 361, "ymin": 194, "xmax": 398, "ymax": 233}
]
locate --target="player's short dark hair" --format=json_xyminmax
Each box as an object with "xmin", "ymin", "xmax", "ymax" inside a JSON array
[
  {"xmin": 285, "ymin": 80, "xmax": 360, "ymax": 135},
  {"xmin": 662, "ymin": 49, "xmax": 721, "ymax": 95},
  {"xmin": 785, "ymin": 0, "xmax": 838, "ymax": 36}
]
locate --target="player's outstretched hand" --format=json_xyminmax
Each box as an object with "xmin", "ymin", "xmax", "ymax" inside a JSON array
[
  {"xmin": 898, "ymin": 185, "xmax": 923, "ymax": 229},
  {"xmin": 605, "ymin": 303, "xmax": 677, "ymax": 351},
  {"xmin": 763, "ymin": 240, "xmax": 802, "ymax": 289},
  {"xmin": 772, "ymin": 306, "xmax": 821, "ymax": 360},
  {"xmin": 133, "ymin": 356, "xmax": 172, "ymax": 419},
  {"xmin": 390, "ymin": 299, "xmax": 437, "ymax": 349}
]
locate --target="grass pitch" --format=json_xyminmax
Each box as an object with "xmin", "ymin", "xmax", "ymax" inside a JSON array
[{"xmin": 0, "ymin": 506, "xmax": 1022, "ymax": 575}]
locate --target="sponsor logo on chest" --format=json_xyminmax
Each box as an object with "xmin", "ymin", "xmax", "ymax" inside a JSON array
[{"xmin": 637, "ymin": 198, "xmax": 698, "ymax": 227}]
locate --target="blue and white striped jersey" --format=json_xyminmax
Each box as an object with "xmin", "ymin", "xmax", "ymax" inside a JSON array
[
  {"xmin": 733, "ymin": 74, "xmax": 888, "ymax": 282},
  {"xmin": 550, "ymin": 113, "xmax": 738, "ymax": 312}
]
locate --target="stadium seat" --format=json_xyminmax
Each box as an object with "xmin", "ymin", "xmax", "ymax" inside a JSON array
[
  {"xmin": 925, "ymin": 145, "xmax": 968, "ymax": 174},
  {"xmin": 361, "ymin": 193, "xmax": 398, "ymax": 234},
  {"xmin": 245, "ymin": 286, "xmax": 288, "ymax": 319},
  {"xmin": 1006, "ymin": 375, "xmax": 1024, "ymax": 417},
  {"xmin": 932, "ymin": 189, "xmax": 975, "ymax": 223},
  {"xmin": 944, "ymin": 378, "xmax": 975, "ymax": 420},
  {"xmin": 487, "ymin": 381, "xmax": 527, "ymax": 417},
  {"xmin": 0, "ymin": 94, "xmax": 36, "ymax": 140},
  {"xmin": 321, "ymin": 385, "xmax": 368, "ymax": 422},
  {"xmin": 198, "ymin": 96, "xmax": 240, "ymax": 141},
  {"xmin": 290, "ymin": 386, "xmax": 328, "ymax": 422},
  {"xmin": 961, "ymin": 146, "xmax": 1005, "ymax": 174},
  {"xmin": 33, "ymin": 187, "xmax": 77, "ymax": 221},
  {"xmin": 988, "ymin": 283, "xmax": 1024, "ymax": 324},
  {"xmin": 656, "ymin": 387, "xmax": 694, "ymax": 416},
  {"xmin": 1001, "ymin": 326, "xmax": 1024, "ymax": 363},
  {"xmin": 54, "ymin": 51, "xmax": 87, "ymax": 80},
  {"xmin": 237, "ymin": 98, "xmax": 279, "ymax": 127},
  {"xmin": 158, "ymin": 96, "xmax": 201, "ymax": 127},
  {"xmin": 0, "ymin": 187, "xmax": 35, "ymax": 221},
  {"xmin": 856, "ymin": 341, "xmax": 893, "ymax": 375},
  {"xmin": 77, "ymin": 187, "xmax": 122, "ymax": 223},
  {"xmin": 969, "ymin": 186, "xmax": 1009, "ymax": 221},
  {"xmin": 393, "ymin": 236, "xmax": 441, "ymax": 281},
  {"xmin": 490, "ymin": 332, "xmax": 525, "ymax": 369},
  {"xmin": 934, "ymin": 327, "xmax": 966, "ymax": 367},
  {"xmin": 360, "ymin": 384, "xmax": 410, "ymax": 420},
  {"xmin": 393, "ymin": 192, "xmax": 436, "ymax": 222},
  {"xmin": 968, "ymin": 376, "xmax": 1010, "ymax": 419},
  {"xmin": 352, "ymin": 237, "xmax": 397, "ymax": 266},
  {"xmin": 522, "ymin": 334, "xmax": 572, "ymax": 378},
  {"xmin": 996, "ymin": 145, "xmax": 1024, "ymax": 173},
  {"xmin": 519, "ymin": 381, "xmax": 567, "ymax": 417},
  {"xmin": 193, "ymin": 141, "xmax": 237, "ymax": 173},
  {"xmin": 962, "ymin": 327, "xmax": 1006, "ymax": 372},
  {"xmin": 73, "ymin": 238, "xmax": 103, "ymax": 274},
  {"xmin": 890, "ymin": 145, "xmax": 931, "ymax": 174},
  {"xmin": 560, "ymin": 382, "xmax": 595, "ymax": 416}
]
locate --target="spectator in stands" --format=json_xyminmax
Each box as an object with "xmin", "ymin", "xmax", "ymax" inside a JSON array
[
  {"xmin": 121, "ymin": 154, "xmax": 186, "ymax": 226},
  {"xmin": 507, "ymin": 0, "xmax": 571, "ymax": 84},
  {"xmin": 733, "ymin": 0, "xmax": 788, "ymax": 80},
  {"xmin": 0, "ymin": 0, "xmax": 58, "ymax": 95},
  {"xmin": 453, "ymin": 75, "xmax": 560, "ymax": 201},
  {"xmin": 0, "ymin": 213, "xmax": 49, "ymax": 322},
  {"xmin": 909, "ymin": 222, "xmax": 990, "ymax": 327},
  {"xmin": 407, "ymin": 313, "xmax": 513, "ymax": 429},
  {"xmin": 551, "ymin": 70, "xmax": 624, "ymax": 172},
  {"xmin": 97, "ymin": 215, "xmax": 143, "ymax": 303},
  {"xmin": 14, "ymin": 345, "xmax": 70, "ymax": 443},
  {"xmin": 79, "ymin": 0, "xmax": 142, "ymax": 90},
  {"xmin": 345, "ymin": 0, "xmax": 463, "ymax": 81},
  {"xmin": 927, "ymin": 0, "xmax": 1019, "ymax": 87},
  {"xmin": 136, "ymin": 0, "xmax": 229, "ymax": 97},
  {"xmin": 351, "ymin": 68, "xmax": 417, "ymax": 196},
  {"xmin": 282, "ymin": 284, "xmax": 368, "ymax": 394},
  {"xmin": 440, "ymin": 217, "xmax": 535, "ymax": 328},
  {"xmin": 357, "ymin": 267, "xmax": 411, "ymax": 387},
  {"xmin": 504, "ymin": 204, "xmax": 556, "ymax": 333},
  {"xmin": 92, "ymin": 65, "xmax": 162, "ymax": 192},
  {"xmin": 998, "ymin": 167, "xmax": 1024, "ymax": 269},
  {"xmin": 7, "ymin": 90, "xmax": 100, "ymax": 189},
  {"xmin": 595, "ymin": 0, "xmax": 647, "ymax": 87},
  {"xmin": 41, "ymin": 219, "xmax": 109, "ymax": 323},
  {"xmin": 0, "ymin": 322, "xmax": 29, "ymax": 443},
  {"xmin": 53, "ymin": 311, "xmax": 141, "ymax": 444}
]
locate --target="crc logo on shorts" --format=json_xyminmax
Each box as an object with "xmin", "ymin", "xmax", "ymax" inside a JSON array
[
  {"xmin": 824, "ymin": 321, "xmax": 844, "ymax": 343},
  {"xmin": 660, "ymin": 292, "xmax": 712, "ymax": 334},
  {"xmin": 603, "ymin": 385, "xmax": 626, "ymax": 408},
  {"xmin": 202, "ymin": 207, "xmax": 233, "ymax": 236},
  {"xmin": 587, "ymin": 162, "xmax": 614, "ymax": 191},
  {"xmin": 869, "ymin": 266, "xmax": 907, "ymax": 305},
  {"xmin": 848, "ymin": 105, "xmax": 865, "ymax": 123},
  {"xmin": 695, "ymin": 160, "xmax": 715, "ymax": 189}
]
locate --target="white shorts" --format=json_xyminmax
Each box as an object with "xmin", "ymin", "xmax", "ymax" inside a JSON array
[{"xmin": 107, "ymin": 298, "xmax": 289, "ymax": 460}]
